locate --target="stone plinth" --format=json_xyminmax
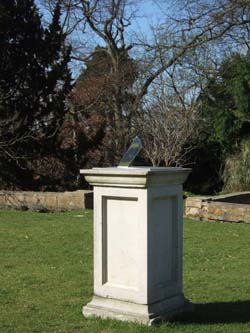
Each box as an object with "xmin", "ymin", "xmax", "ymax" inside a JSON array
[{"xmin": 80, "ymin": 167, "xmax": 192, "ymax": 325}]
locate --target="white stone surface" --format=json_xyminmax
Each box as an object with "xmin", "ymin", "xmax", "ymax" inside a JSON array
[{"xmin": 81, "ymin": 167, "xmax": 192, "ymax": 325}]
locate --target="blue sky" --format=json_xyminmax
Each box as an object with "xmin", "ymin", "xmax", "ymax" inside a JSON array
[
  {"xmin": 131, "ymin": 0, "xmax": 166, "ymax": 33},
  {"xmin": 36, "ymin": 0, "xmax": 167, "ymax": 37}
]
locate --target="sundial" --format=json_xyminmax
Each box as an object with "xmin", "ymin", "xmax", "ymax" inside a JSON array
[{"xmin": 118, "ymin": 136, "xmax": 143, "ymax": 167}]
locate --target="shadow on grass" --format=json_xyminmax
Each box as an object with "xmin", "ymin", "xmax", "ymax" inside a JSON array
[{"xmin": 175, "ymin": 301, "xmax": 250, "ymax": 324}]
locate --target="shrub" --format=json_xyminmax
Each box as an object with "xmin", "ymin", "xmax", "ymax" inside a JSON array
[{"xmin": 222, "ymin": 139, "xmax": 250, "ymax": 193}]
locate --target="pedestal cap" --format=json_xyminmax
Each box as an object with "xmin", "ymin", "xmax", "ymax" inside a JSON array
[{"xmin": 80, "ymin": 167, "xmax": 191, "ymax": 188}]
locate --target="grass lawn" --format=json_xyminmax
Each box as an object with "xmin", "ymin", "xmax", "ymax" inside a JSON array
[{"xmin": 1, "ymin": 209, "xmax": 250, "ymax": 333}]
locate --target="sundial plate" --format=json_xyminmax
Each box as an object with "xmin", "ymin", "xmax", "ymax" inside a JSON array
[{"xmin": 118, "ymin": 136, "xmax": 143, "ymax": 167}]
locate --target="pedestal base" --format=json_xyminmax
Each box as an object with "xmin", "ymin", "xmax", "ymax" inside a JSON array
[{"xmin": 83, "ymin": 295, "xmax": 193, "ymax": 326}]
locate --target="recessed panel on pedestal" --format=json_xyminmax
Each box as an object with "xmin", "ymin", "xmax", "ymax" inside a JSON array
[
  {"xmin": 148, "ymin": 193, "xmax": 180, "ymax": 303},
  {"xmin": 153, "ymin": 195, "xmax": 178, "ymax": 285},
  {"xmin": 102, "ymin": 196, "xmax": 139, "ymax": 291}
]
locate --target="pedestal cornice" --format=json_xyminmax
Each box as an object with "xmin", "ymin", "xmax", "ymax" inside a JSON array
[{"xmin": 80, "ymin": 167, "xmax": 191, "ymax": 188}]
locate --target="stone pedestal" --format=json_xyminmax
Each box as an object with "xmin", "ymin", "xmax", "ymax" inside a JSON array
[{"xmin": 80, "ymin": 167, "xmax": 192, "ymax": 325}]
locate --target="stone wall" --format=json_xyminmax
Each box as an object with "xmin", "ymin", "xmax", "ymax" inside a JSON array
[
  {"xmin": 185, "ymin": 193, "xmax": 250, "ymax": 223},
  {"xmin": 0, "ymin": 190, "xmax": 93, "ymax": 211}
]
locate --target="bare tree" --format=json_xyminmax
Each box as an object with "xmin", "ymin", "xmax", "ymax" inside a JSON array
[
  {"xmin": 40, "ymin": 0, "xmax": 250, "ymax": 96},
  {"xmin": 137, "ymin": 64, "xmax": 202, "ymax": 166},
  {"xmin": 40, "ymin": 1, "xmax": 250, "ymax": 94},
  {"xmin": 39, "ymin": 0, "xmax": 250, "ymax": 166}
]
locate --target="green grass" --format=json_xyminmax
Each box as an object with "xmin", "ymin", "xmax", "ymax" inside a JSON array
[{"xmin": 1, "ymin": 209, "xmax": 250, "ymax": 333}]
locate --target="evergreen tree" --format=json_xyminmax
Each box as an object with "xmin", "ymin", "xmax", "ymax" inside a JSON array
[
  {"xmin": 200, "ymin": 53, "xmax": 250, "ymax": 154},
  {"xmin": 0, "ymin": 0, "xmax": 73, "ymax": 189},
  {"xmin": 189, "ymin": 52, "xmax": 250, "ymax": 194}
]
